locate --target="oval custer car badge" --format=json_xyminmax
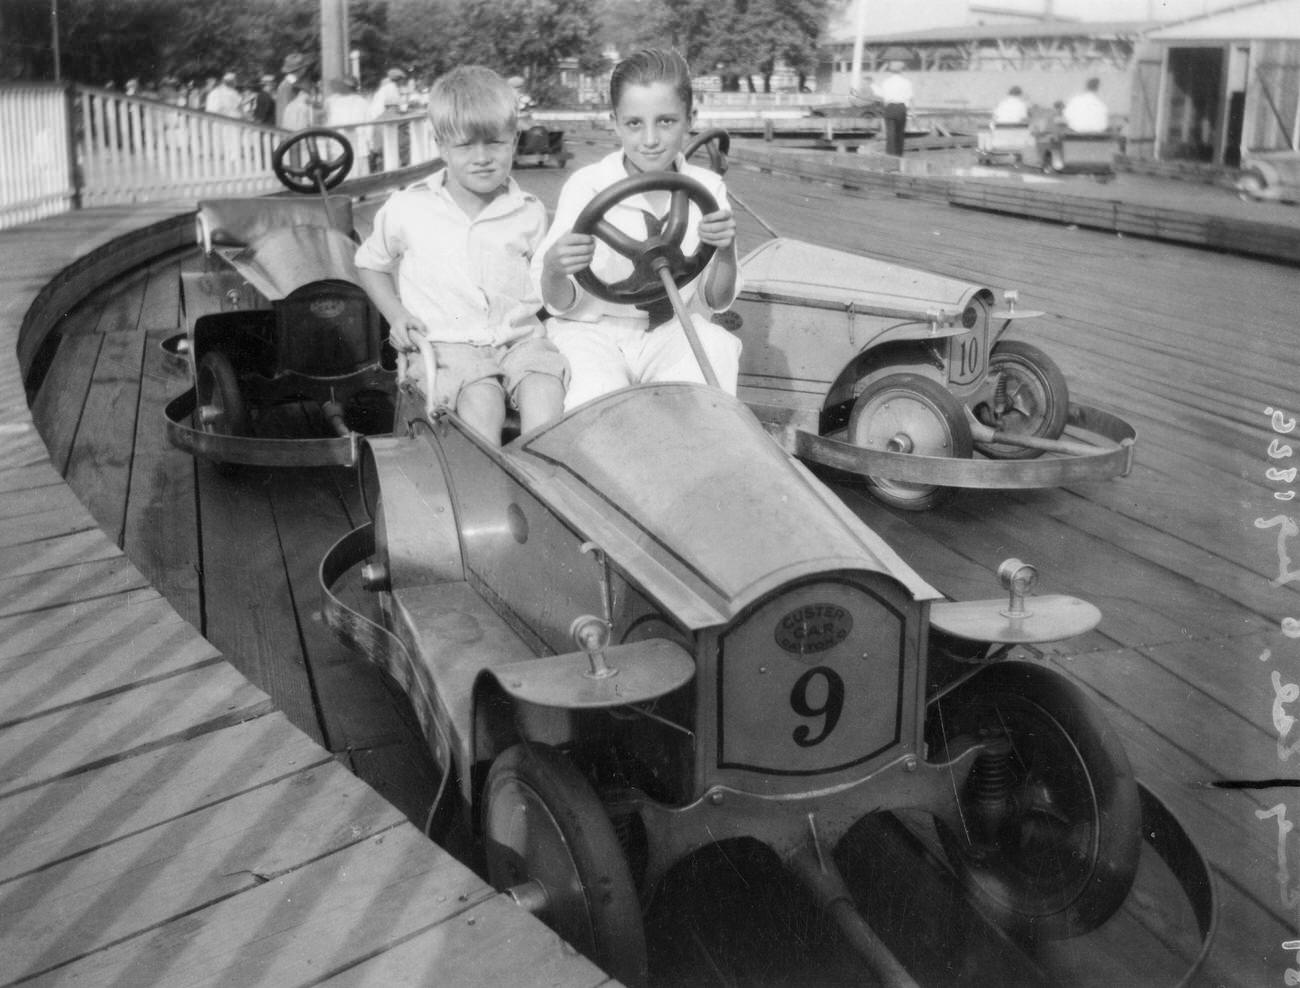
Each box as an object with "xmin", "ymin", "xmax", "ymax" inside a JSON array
[{"xmin": 775, "ymin": 604, "xmax": 853, "ymax": 655}]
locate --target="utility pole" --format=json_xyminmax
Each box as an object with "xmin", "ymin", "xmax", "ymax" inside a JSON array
[
  {"xmin": 51, "ymin": 0, "xmax": 62, "ymax": 81},
  {"xmin": 850, "ymin": 0, "xmax": 866, "ymax": 96},
  {"xmin": 320, "ymin": 0, "xmax": 349, "ymax": 86}
]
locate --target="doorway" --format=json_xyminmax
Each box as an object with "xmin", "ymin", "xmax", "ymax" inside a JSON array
[{"xmin": 1163, "ymin": 47, "xmax": 1224, "ymax": 162}]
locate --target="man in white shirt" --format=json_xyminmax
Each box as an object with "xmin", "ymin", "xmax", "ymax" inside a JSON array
[
  {"xmin": 992, "ymin": 86, "xmax": 1029, "ymax": 125},
  {"xmin": 1063, "ymin": 77, "xmax": 1109, "ymax": 133},
  {"xmin": 204, "ymin": 73, "xmax": 242, "ymax": 118},
  {"xmin": 371, "ymin": 68, "xmax": 406, "ymax": 118},
  {"xmin": 276, "ymin": 53, "xmax": 308, "ymax": 127},
  {"xmin": 873, "ymin": 62, "xmax": 913, "ymax": 157}
]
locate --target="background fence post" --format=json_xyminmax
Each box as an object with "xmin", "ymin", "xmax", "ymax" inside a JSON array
[{"xmin": 63, "ymin": 82, "xmax": 82, "ymax": 210}]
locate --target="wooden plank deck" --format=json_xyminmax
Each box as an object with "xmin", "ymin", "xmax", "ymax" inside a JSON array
[
  {"xmin": 0, "ymin": 207, "xmax": 610, "ymax": 987},
  {"xmin": 9, "ymin": 141, "xmax": 1300, "ymax": 985},
  {"xmin": 718, "ymin": 159, "xmax": 1300, "ymax": 986}
]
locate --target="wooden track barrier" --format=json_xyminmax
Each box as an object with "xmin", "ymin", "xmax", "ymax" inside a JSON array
[
  {"xmin": 727, "ymin": 141, "xmax": 1300, "ymax": 266},
  {"xmin": 0, "ymin": 207, "xmax": 612, "ymax": 986}
]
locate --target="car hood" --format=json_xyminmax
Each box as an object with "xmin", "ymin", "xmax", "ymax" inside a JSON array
[
  {"xmin": 516, "ymin": 383, "xmax": 941, "ymax": 620},
  {"xmin": 739, "ymin": 237, "xmax": 984, "ymax": 315},
  {"xmin": 218, "ymin": 226, "xmax": 364, "ymax": 301}
]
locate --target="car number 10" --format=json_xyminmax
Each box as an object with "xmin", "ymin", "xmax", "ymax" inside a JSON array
[{"xmin": 951, "ymin": 333, "xmax": 984, "ymax": 385}]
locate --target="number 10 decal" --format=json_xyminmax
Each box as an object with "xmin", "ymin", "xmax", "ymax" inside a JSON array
[{"xmin": 954, "ymin": 334, "xmax": 982, "ymax": 382}]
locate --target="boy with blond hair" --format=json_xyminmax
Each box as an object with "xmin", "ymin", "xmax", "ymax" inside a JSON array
[{"xmin": 356, "ymin": 66, "xmax": 565, "ymax": 443}]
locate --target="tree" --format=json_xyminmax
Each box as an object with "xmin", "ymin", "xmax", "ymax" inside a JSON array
[
  {"xmin": 592, "ymin": 0, "xmax": 833, "ymax": 94},
  {"xmin": 697, "ymin": 0, "xmax": 829, "ymax": 93},
  {"xmin": 446, "ymin": 0, "xmax": 604, "ymax": 101}
]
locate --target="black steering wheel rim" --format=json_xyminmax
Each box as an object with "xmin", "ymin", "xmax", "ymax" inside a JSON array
[
  {"xmin": 272, "ymin": 128, "xmax": 354, "ymax": 194},
  {"xmin": 685, "ymin": 128, "xmax": 731, "ymax": 175},
  {"xmin": 571, "ymin": 170, "xmax": 718, "ymax": 306}
]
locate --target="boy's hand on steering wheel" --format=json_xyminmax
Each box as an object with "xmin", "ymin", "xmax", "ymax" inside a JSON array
[
  {"xmin": 387, "ymin": 311, "xmax": 427, "ymax": 351},
  {"xmin": 544, "ymin": 231, "xmax": 596, "ymax": 277},
  {"xmin": 697, "ymin": 208, "xmax": 736, "ymax": 249}
]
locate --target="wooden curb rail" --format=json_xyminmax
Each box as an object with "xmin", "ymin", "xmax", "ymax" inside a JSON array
[
  {"xmin": 0, "ymin": 206, "xmax": 612, "ymax": 987},
  {"xmin": 729, "ymin": 143, "xmax": 1300, "ymax": 266}
]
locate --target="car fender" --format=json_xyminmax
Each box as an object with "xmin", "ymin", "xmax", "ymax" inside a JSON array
[{"xmin": 362, "ymin": 427, "xmax": 464, "ymax": 588}]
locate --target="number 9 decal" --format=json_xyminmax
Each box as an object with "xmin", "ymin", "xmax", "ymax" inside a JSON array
[{"xmin": 790, "ymin": 666, "xmax": 846, "ymax": 747}]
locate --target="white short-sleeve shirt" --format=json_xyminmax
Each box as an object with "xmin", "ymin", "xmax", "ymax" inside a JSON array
[
  {"xmin": 532, "ymin": 150, "xmax": 739, "ymax": 331},
  {"xmin": 354, "ymin": 171, "xmax": 548, "ymax": 346},
  {"xmin": 1063, "ymin": 91, "xmax": 1109, "ymax": 133}
]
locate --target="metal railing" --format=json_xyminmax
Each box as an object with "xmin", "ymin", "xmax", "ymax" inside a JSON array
[{"xmin": 0, "ymin": 83, "xmax": 438, "ymax": 231}]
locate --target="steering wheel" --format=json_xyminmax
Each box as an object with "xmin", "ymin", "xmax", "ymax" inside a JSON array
[
  {"xmin": 572, "ymin": 171, "xmax": 718, "ymax": 306},
  {"xmin": 684, "ymin": 128, "xmax": 731, "ymax": 175},
  {"xmin": 272, "ymin": 128, "xmax": 354, "ymax": 194}
]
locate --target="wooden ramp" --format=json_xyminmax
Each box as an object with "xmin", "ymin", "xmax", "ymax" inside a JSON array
[{"xmin": 0, "ymin": 208, "xmax": 610, "ymax": 987}]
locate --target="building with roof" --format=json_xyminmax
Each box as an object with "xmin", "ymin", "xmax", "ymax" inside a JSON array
[
  {"xmin": 1127, "ymin": 0, "xmax": 1300, "ymax": 166},
  {"xmin": 817, "ymin": 2, "xmax": 1262, "ymax": 125},
  {"xmin": 818, "ymin": 19, "xmax": 1151, "ymax": 120}
]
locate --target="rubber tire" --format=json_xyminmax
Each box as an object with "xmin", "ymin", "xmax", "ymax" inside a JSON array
[
  {"xmin": 927, "ymin": 662, "xmax": 1141, "ymax": 940},
  {"xmin": 1237, "ymin": 167, "xmax": 1267, "ymax": 202},
  {"xmin": 849, "ymin": 373, "xmax": 973, "ymax": 511},
  {"xmin": 973, "ymin": 340, "xmax": 1069, "ymax": 460},
  {"xmin": 196, "ymin": 351, "xmax": 249, "ymax": 439},
  {"xmin": 483, "ymin": 743, "xmax": 648, "ymax": 987}
]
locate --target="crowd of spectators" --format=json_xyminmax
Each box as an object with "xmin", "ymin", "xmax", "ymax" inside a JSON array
[{"xmin": 110, "ymin": 53, "xmax": 421, "ymax": 135}]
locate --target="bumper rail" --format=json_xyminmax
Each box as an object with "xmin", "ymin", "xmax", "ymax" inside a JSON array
[{"xmin": 793, "ymin": 401, "xmax": 1136, "ymax": 490}]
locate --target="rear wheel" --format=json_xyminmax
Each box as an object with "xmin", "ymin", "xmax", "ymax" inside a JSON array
[
  {"xmin": 483, "ymin": 743, "xmax": 648, "ymax": 987},
  {"xmin": 196, "ymin": 351, "xmax": 248, "ymax": 438},
  {"xmin": 849, "ymin": 373, "xmax": 972, "ymax": 511},
  {"xmin": 973, "ymin": 340, "xmax": 1069, "ymax": 460},
  {"xmin": 195, "ymin": 351, "xmax": 248, "ymax": 473},
  {"xmin": 928, "ymin": 662, "xmax": 1141, "ymax": 940}
]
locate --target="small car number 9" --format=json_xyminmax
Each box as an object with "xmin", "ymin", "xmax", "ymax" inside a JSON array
[
  {"xmin": 717, "ymin": 584, "xmax": 905, "ymax": 775},
  {"xmin": 789, "ymin": 666, "xmax": 845, "ymax": 747}
]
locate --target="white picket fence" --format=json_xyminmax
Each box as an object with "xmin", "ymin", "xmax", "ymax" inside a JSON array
[
  {"xmin": 0, "ymin": 83, "xmax": 438, "ymax": 231},
  {"xmin": 0, "ymin": 84, "xmax": 75, "ymax": 228}
]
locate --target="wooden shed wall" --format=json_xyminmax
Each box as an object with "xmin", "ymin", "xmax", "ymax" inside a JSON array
[
  {"xmin": 1127, "ymin": 46, "xmax": 1164, "ymax": 159},
  {"xmin": 1245, "ymin": 38, "xmax": 1300, "ymax": 150}
]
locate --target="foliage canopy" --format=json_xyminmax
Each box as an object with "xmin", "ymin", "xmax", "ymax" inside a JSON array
[{"xmin": 0, "ymin": 0, "xmax": 837, "ymax": 96}]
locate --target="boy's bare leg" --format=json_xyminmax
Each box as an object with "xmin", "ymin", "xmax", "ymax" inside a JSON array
[
  {"xmin": 457, "ymin": 380, "xmax": 507, "ymax": 445},
  {"xmin": 516, "ymin": 374, "xmax": 565, "ymax": 434}
]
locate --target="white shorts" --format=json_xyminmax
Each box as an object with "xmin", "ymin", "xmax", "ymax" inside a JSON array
[{"xmin": 547, "ymin": 315, "xmax": 741, "ymax": 411}]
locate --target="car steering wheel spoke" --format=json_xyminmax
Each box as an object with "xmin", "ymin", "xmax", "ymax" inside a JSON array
[
  {"xmin": 591, "ymin": 218, "xmax": 644, "ymax": 261},
  {"xmin": 571, "ymin": 171, "xmax": 718, "ymax": 307}
]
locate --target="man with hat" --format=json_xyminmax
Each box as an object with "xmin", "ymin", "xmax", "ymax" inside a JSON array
[
  {"xmin": 371, "ymin": 67, "xmax": 407, "ymax": 118},
  {"xmin": 250, "ymin": 73, "xmax": 276, "ymax": 126},
  {"xmin": 873, "ymin": 60, "xmax": 913, "ymax": 157},
  {"xmin": 205, "ymin": 71, "xmax": 242, "ymax": 118},
  {"xmin": 277, "ymin": 52, "xmax": 308, "ymax": 127}
]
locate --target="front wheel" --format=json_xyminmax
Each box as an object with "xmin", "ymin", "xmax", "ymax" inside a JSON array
[
  {"xmin": 972, "ymin": 340, "xmax": 1069, "ymax": 460},
  {"xmin": 927, "ymin": 662, "xmax": 1141, "ymax": 939},
  {"xmin": 483, "ymin": 744, "xmax": 648, "ymax": 987},
  {"xmin": 849, "ymin": 373, "xmax": 973, "ymax": 511}
]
